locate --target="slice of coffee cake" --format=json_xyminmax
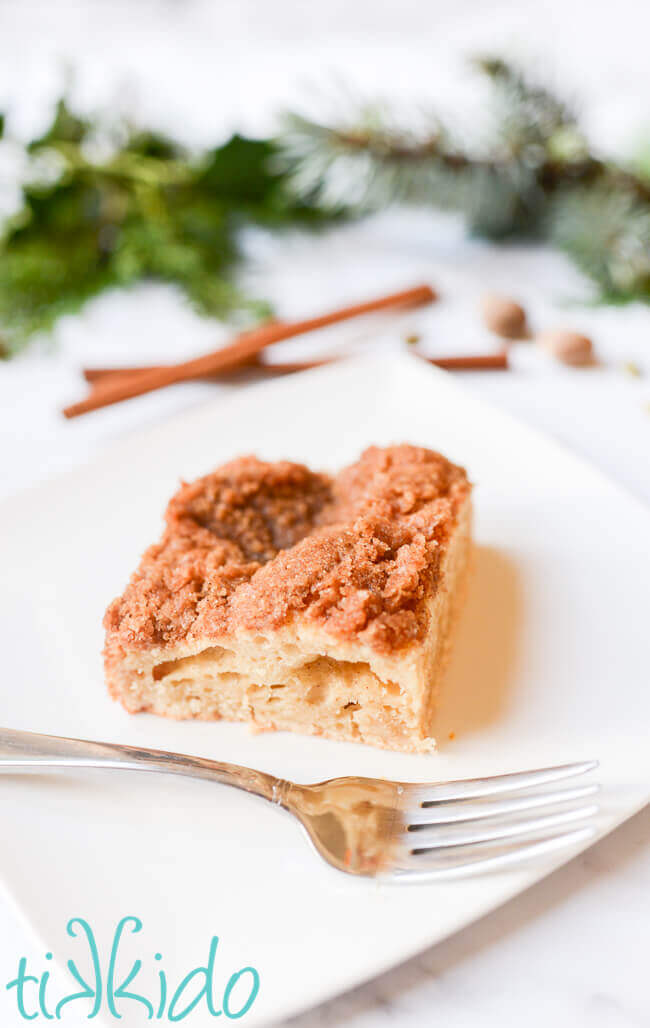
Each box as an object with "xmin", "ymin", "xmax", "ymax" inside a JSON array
[{"xmin": 104, "ymin": 445, "xmax": 472, "ymax": 752}]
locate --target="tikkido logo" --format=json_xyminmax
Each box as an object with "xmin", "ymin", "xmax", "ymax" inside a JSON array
[{"xmin": 5, "ymin": 917, "xmax": 260, "ymax": 1022}]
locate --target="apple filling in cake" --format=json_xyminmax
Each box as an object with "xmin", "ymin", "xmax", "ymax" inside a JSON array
[{"xmin": 104, "ymin": 445, "xmax": 472, "ymax": 752}]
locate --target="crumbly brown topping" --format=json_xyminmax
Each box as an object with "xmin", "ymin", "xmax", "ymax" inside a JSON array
[{"xmin": 104, "ymin": 445, "xmax": 470, "ymax": 656}]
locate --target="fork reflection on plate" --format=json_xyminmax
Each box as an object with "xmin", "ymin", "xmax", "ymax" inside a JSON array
[{"xmin": 0, "ymin": 727, "xmax": 599, "ymax": 881}]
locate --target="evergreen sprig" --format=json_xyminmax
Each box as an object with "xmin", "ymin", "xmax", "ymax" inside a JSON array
[
  {"xmin": 281, "ymin": 56, "xmax": 650, "ymax": 302},
  {"xmin": 0, "ymin": 101, "xmax": 334, "ymax": 357}
]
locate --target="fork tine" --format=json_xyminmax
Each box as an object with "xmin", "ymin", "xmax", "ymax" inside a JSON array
[
  {"xmin": 402, "ymin": 803, "xmax": 599, "ymax": 851},
  {"xmin": 392, "ymin": 827, "xmax": 597, "ymax": 879},
  {"xmin": 405, "ymin": 783, "xmax": 600, "ymax": 825},
  {"xmin": 404, "ymin": 760, "xmax": 598, "ymax": 807}
]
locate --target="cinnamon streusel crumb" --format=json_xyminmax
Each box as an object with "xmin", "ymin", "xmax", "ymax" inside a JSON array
[{"xmin": 105, "ymin": 446, "xmax": 470, "ymax": 659}]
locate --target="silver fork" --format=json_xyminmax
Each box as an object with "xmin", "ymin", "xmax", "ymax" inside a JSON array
[{"xmin": 0, "ymin": 728, "xmax": 599, "ymax": 880}]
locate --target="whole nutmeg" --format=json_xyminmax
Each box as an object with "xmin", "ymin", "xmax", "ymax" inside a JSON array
[
  {"xmin": 537, "ymin": 329, "xmax": 594, "ymax": 366},
  {"xmin": 480, "ymin": 293, "xmax": 529, "ymax": 339}
]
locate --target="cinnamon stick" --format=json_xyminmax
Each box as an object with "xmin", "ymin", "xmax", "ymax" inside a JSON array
[
  {"xmin": 63, "ymin": 283, "xmax": 436, "ymax": 418},
  {"xmin": 421, "ymin": 352, "xmax": 509, "ymax": 370},
  {"xmin": 82, "ymin": 348, "xmax": 508, "ymax": 388},
  {"xmin": 82, "ymin": 355, "xmax": 331, "ymax": 385}
]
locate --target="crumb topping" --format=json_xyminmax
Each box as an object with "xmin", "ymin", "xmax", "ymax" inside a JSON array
[{"xmin": 104, "ymin": 445, "xmax": 470, "ymax": 656}]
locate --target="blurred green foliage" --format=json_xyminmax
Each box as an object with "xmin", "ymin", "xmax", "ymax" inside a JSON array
[
  {"xmin": 281, "ymin": 57, "xmax": 650, "ymax": 306},
  {"xmin": 0, "ymin": 102, "xmax": 335, "ymax": 357},
  {"xmin": 3, "ymin": 60, "xmax": 649, "ymax": 358}
]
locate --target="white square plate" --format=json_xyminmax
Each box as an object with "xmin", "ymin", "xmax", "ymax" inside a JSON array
[{"xmin": 0, "ymin": 352, "xmax": 648, "ymax": 1026}]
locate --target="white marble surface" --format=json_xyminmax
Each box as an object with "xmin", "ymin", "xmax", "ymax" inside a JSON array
[{"xmin": 0, "ymin": 1, "xmax": 649, "ymax": 1025}]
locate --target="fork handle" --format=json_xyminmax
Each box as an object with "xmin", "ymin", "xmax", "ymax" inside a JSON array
[{"xmin": 0, "ymin": 727, "xmax": 288, "ymax": 805}]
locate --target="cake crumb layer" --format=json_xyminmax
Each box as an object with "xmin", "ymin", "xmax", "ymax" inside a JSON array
[{"xmin": 104, "ymin": 445, "xmax": 471, "ymax": 659}]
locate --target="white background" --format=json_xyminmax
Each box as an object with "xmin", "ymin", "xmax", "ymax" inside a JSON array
[{"xmin": 0, "ymin": 1, "xmax": 649, "ymax": 1025}]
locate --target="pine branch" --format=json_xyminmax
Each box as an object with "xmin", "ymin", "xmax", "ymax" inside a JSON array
[{"xmin": 281, "ymin": 57, "xmax": 650, "ymax": 301}]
